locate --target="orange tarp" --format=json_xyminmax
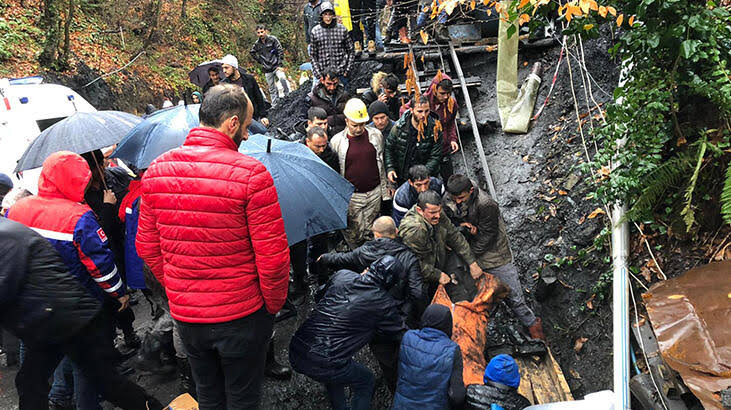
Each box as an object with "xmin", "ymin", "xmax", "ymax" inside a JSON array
[{"xmin": 432, "ymin": 274, "xmax": 508, "ymax": 385}]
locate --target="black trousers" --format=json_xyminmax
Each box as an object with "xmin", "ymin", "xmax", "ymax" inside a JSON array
[
  {"xmin": 290, "ymin": 240, "xmax": 308, "ymax": 285},
  {"xmin": 368, "ymin": 340, "xmax": 400, "ymax": 393},
  {"xmin": 175, "ymin": 307, "xmax": 274, "ymax": 410},
  {"xmin": 16, "ymin": 313, "xmax": 160, "ymax": 410}
]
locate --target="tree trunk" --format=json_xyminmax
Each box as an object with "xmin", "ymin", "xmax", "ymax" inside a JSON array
[
  {"xmin": 38, "ymin": 0, "xmax": 61, "ymax": 68},
  {"xmin": 181, "ymin": 0, "xmax": 187, "ymax": 19},
  {"xmin": 143, "ymin": 0, "xmax": 163, "ymax": 49},
  {"xmin": 58, "ymin": 0, "xmax": 74, "ymax": 69}
]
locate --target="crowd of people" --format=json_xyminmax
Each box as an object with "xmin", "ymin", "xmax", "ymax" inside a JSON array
[{"xmin": 0, "ymin": 5, "xmax": 548, "ymax": 410}]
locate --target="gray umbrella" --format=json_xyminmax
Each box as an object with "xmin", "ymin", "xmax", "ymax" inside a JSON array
[{"xmin": 14, "ymin": 111, "xmax": 142, "ymax": 172}]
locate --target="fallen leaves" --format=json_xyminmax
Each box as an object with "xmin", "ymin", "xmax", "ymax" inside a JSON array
[
  {"xmin": 586, "ymin": 293, "xmax": 595, "ymax": 310},
  {"xmin": 419, "ymin": 30, "xmax": 429, "ymax": 45},
  {"xmin": 574, "ymin": 337, "xmax": 588, "ymax": 353},
  {"xmin": 587, "ymin": 207, "xmax": 606, "ymax": 219}
]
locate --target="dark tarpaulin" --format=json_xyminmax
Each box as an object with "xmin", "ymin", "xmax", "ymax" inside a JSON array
[{"xmin": 642, "ymin": 260, "xmax": 731, "ymax": 410}]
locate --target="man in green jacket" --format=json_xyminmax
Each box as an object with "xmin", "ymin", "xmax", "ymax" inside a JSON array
[
  {"xmin": 444, "ymin": 174, "xmax": 546, "ymax": 340},
  {"xmin": 398, "ymin": 190, "xmax": 485, "ymax": 300},
  {"xmin": 385, "ymin": 95, "xmax": 443, "ymax": 186}
]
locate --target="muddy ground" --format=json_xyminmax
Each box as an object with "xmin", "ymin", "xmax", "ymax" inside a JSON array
[{"xmin": 0, "ymin": 28, "xmax": 721, "ymax": 409}]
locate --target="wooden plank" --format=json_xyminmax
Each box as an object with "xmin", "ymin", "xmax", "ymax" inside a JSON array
[
  {"xmin": 355, "ymin": 76, "xmax": 481, "ymax": 95},
  {"xmin": 515, "ymin": 348, "xmax": 574, "ymax": 405}
]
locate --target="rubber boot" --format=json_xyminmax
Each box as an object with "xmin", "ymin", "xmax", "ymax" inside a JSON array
[
  {"xmin": 177, "ymin": 357, "xmax": 197, "ymax": 399},
  {"xmin": 367, "ymin": 40, "xmax": 376, "ymax": 53},
  {"xmin": 399, "ymin": 26, "xmax": 411, "ymax": 43},
  {"xmin": 265, "ymin": 338, "xmax": 292, "ymax": 380},
  {"xmin": 528, "ymin": 317, "xmax": 546, "ymax": 341}
]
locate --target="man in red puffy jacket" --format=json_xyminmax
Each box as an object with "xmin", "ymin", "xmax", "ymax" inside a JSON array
[{"xmin": 136, "ymin": 84, "xmax": 290, "ymax": 409}]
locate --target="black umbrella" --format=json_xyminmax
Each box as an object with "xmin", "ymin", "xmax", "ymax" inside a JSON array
[
  {"xmin": 188, "ymin": 59, "xmax": 224, "ymax": 88},
  {"xmin": 14, "ymin": 111, "xmax": 142, "ymax": 172}
]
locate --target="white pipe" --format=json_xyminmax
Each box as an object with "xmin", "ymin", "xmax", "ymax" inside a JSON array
[
  {"xmin": 611, "ymin": 203, "xmax": 630, "ymax": 410},
  {"xmin": 611, "ymin": 59, "xmax": 633, "ymax": 410}
]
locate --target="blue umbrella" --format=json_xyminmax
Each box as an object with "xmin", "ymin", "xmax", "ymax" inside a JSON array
[
  {"xmin": 299, "ymin": 62, "xmax": 313, "ymax": 71},
  {"xmin": 112, "ymin": 104, "xmax": 200, "ymax": 169},
  {"xmin": 112, "ymin": 103, "xmax": 273, "ymax": 169},
  {"xmin": 239, "ymin": 134, "xmax": 353, "ymax": 245},
  {"xmin": 14, "ymin": 111, "xmax": 142, "ymax": 172}
]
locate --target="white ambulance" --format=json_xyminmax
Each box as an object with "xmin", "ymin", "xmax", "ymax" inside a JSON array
[{"xmin": 0, "ymin": 76, "xmax": 96, "ymax": 192}]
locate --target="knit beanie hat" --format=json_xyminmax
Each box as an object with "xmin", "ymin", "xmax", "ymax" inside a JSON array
[
  {"xmin": 368, "ymin": 101, "xmax": 389, "ymax": 118},
  {"xmin": 221, "ymin": 54, "xmax": 239, "ymax": 70},
  {"xmin": 484, "ymin": 354, "xmax": 521, "ymax": 388}
]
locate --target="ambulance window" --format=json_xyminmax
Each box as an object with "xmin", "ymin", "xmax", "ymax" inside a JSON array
[{"xmin": 36, "ymin": 117, "xmax": 66, "ymax": 132}]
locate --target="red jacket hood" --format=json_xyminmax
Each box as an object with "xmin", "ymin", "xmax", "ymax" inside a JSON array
[
  {"xmin": 183, "ymin": 127, "xmax": 239, "ymax": 151},
  {"xmin": 37, "ymin": 151, "xmax": 91, "ymax": 203},
  {"xmin": 119, "ymin": 179, "xmax": 143, "ymax": 222},
  {"xmin": 426, "ymin": 72, "xmax": 453, "ymax": 100}
]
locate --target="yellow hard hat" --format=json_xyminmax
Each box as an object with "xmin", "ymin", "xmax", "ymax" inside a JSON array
[{"xmin": 343, "ymin": 98, "xmax": 370, "ymax": 123}]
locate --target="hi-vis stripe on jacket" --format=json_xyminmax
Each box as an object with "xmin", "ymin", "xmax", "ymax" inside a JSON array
[{"xmin": 8, "ymin": 151, "xmax": 125, "ymax": 301}]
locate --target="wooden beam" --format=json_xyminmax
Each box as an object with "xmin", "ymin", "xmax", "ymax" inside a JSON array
[{"xmin": 355, "ymin": 76, "xmax": 481, "ymax": 95}]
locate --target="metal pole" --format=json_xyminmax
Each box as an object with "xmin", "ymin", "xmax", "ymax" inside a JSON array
[
  {"xmin": 448, "ymin": 42, "xmax": 497, "ymax": 199},
  {"xmin": 611, "ymin": 59, "xmax": 633, "ymax": 410}
]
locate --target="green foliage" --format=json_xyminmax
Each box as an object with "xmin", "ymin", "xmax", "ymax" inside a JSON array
[
  {"xmin": 591, "ymin": 0, "xmax": 731, "ymax": 233},
  {"xmin": 723, "ymin": 159, "xmax": 731, "ymax": 226},
  {"xmin": 0, "ymin": 11, "xmax": 40, "ymax": 63},
  {"xmin": 0, "ymin": 20, "xmax": 23, "ymax": 61}
]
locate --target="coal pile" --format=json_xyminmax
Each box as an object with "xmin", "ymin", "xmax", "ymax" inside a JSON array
[{"xmin": 267, "ymin": 60, "xmax": 385, "ymax": 136}]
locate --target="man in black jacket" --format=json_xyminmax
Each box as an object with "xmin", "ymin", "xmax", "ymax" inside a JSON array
[
  {"xmin": 251, "ymin": 24, "xmax": 290, "ymax": 106},
  {"xmin": 318, "ymin": 216, "xmax": 423, "ymax": 392},
  {"xmin": 307, "ymin": 67, "xmax": 350, "ymax": 137},
  {"xmin": 0, "ymin": 218, "xmax": 162, "ymax": 410},
  {"xmin": 289, "ymin": 256, "xmax": 406, "ymax": 410},
  {"xmin": 221, "ymin": 54, "xmax": 271, "ymax": 126},
  {"xmin": 466, "ymin": 354, "xmax": 531, "ymax": 410},
  {"xmin": 289, "ymin": 106, "xmax": 330, "ymax": 141},
  {"xmin": 319, "ymin": 216, "xmax": 424, "ymax": 324}
]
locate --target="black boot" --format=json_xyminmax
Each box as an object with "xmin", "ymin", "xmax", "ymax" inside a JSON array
[
  {"xmin": 265, "ymin": 338, "xmax": 292, "ymax": 380},
  {"xmin": 288, "ymin": 277, "xmax": 307, "ymax": 306},
  {"xmin": 177, "ymin": 357, "xmax": 197, "ymax": 399},
  {"xmin": 275, "ymin": 298, "xmax": 297, "ymax": 322}
]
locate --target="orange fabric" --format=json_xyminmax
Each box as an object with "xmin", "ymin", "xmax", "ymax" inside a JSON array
[{"xmin": 432, "ymin": 274, "xmax": 508, "ymax": 386}]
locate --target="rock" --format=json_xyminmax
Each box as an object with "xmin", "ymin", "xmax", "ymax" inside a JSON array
[{"xmin": 564, "ymin": 173, "xmax": 581, "ymax": 190}]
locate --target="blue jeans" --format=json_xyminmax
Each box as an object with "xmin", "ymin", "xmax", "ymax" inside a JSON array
[
  {"xmin": 364, "ymin": 19, "xmax": 384, "ymax": 49},
  {"xmin": 48, "ymin": 356, "xmax": 101, "ymax": 410},
  {"xmin": 323, "ymin": 360, "xmax": 375, "ymax": 410}
]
